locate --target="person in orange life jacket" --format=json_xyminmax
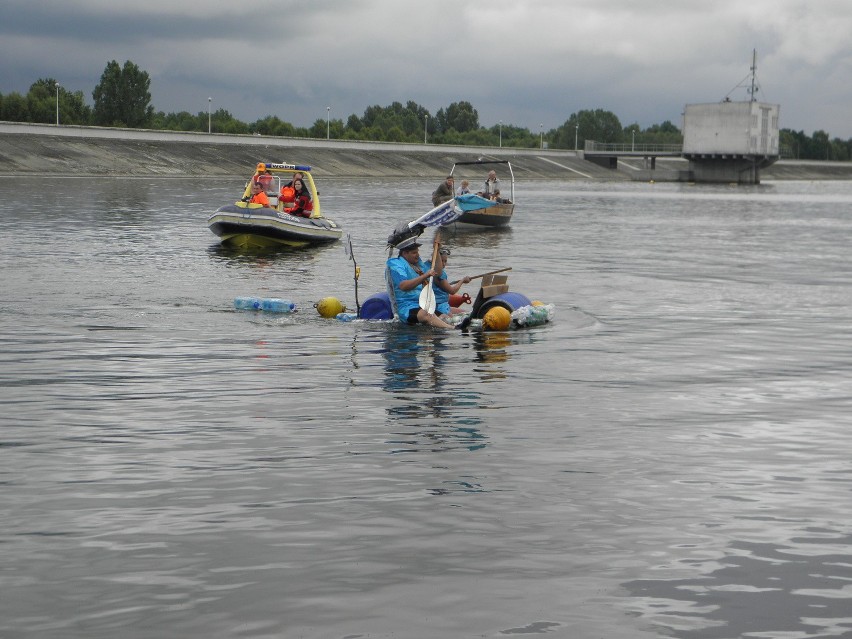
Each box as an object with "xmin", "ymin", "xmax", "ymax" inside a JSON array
[
  {"xmin": 283, "ymin": 178, "xmax": 313, "ymax": 217},
  {"xmin": 255, "ymin": 170, "xmax": 274, "ymax": 193},
  {"xmin": 278, "ymin": 172, "xmax": 303, "ymax": 207},
  {"xmin": 245, "ymin": 180, "xmax": 271, "ymax": 207}
]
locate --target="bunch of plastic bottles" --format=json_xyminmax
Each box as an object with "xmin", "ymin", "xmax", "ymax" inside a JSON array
[{"xmin": 511, "ymin": 303, "xmax": 554, "ymax": 327}]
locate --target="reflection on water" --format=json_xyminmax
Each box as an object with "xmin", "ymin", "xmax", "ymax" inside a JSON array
[
  {"xmin": 381, "ymin": 326, "xmax": 487, "ymax": 453},
  {"xmin": 623, "ymin": 534, "xmax": 852, "ymax": 638},
  {"xmin": 441, "ymin": 223, "xmax": 514, "ymax": 252},
  {"xmin": 2, "ymin": 176, "xmax": 852, "ymax": 638},
  {"xmin": 472, "ymin": 331, "xmax": 512, "ymax": 381}
]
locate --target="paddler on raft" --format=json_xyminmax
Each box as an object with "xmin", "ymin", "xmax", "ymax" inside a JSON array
[
  {"xmin": 426, "ymin": 246, "xmax": 471, "ymax": 319},
  {"xmin": 386, "ymin": 236, "xmax": 471, "ymax": 330}
]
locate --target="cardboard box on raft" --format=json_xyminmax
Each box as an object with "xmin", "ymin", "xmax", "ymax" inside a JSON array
[{"xmin": 480, "ymin": 274, "xmax": 509, "ymax": 299}]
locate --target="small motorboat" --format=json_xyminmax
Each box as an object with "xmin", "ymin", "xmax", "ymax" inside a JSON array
[
  {"xmin": 208, "ymin": 162, "xmax": 343, "ymax": 248},
  {"xmin": 449, "ymin": 160, "xmax": 515, "ymax": 227}
]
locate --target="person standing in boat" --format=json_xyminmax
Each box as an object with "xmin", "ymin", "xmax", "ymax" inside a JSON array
[
  {"xmin": 431, "ymin": 175, "xmax": 455, "ymax": 206},
  {"xmin": 245, "ymin": 180, "xmax": 271, "ymax": 207},
  {"xmin": 386, "ymin": 237, "xmax": 460, "ymax": 330},
  {"xmin": 455, "ymin": 180, "xmax": 471, "ymax": 196},
  {"xmin": 283, "ymin": 178, "xmax": 313, "ymax": 217},
  {"xmin": 427, "ymin": 247, "xmax": 471, "ymax": 318}
]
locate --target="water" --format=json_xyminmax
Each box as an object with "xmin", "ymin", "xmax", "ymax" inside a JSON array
[{"xmin": 2, "ymin": 175, "xmax": 852, "ymax": 638}]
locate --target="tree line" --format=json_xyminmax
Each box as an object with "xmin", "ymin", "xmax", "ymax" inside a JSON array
[{"xmin": 2, "ymin": 59, "xmax": 850, "ymax": 161}]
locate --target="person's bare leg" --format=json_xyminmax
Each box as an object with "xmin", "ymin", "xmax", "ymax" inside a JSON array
[{"xmin": 416, "ymin": 309, "xmax": 455, "ymax": 329}]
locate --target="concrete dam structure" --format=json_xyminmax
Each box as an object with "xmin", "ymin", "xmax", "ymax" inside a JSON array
[{"xmin": 681, "ymin": 100, "xmax": 780, "ymax": 184}]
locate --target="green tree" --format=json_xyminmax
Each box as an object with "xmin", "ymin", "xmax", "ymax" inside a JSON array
[
  {"xmin": 92, "ymin": 60, "xmax": 153, "ymax": 127},
  {"xmin": 26, "ymin": 78, "xmax": 57, "ymax": 123},
  {"xmin": 0, "ymin": 91, "xmax": 28, "ymax": 121},
  {"xmin": 151, "ymin": 110, "xmax": 200, "ymax": 132},
  {"xmin": 436, "ymin": 101, "xmax": 478, "ymax": 133},
  {"xmin": 252, "ymin": 115, "xmax": 295, "ymax": 137},
  {"xmin": 551, "ymin": 109, "xmax": 623, "ymax": 149}
]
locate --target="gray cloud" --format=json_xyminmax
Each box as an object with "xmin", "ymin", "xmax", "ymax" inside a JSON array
[{"xmin": 2, "ymin": 0, "xmax": 851, "ymax": 137}]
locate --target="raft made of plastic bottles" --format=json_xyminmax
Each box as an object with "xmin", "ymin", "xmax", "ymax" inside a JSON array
[{"xmin": 234, "ymin": 297, "xmax": 297, "ymax": 313}]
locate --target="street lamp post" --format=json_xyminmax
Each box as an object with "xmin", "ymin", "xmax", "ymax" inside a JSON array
[
  {"xmin": 632, "ymin": 129, "xmax": 635, "ymax": 151},
  {"xmin": 208, "ymin": 97, "xmax": 212, "ymax": 134},
  {"xmin": 539, "ymin": 123, "xmax": 543, "ymax": 149},
  {"xmin": 55, "ymin": 82, "xmax": 60, "ymax": 126},
  {"xmin": 574, "ymin": 124, "xmax": 579, "ymax": 152},
  {"xmin": 424, "ymin": 114, "xmax": 428, "ymax": 144},
  {"xmin": 326, "ymin": 106, "xmax": 330, "ymax": 140},
  {"xmin": 499, "ymin": 120, "xmax": 502, "ymax": 148}
]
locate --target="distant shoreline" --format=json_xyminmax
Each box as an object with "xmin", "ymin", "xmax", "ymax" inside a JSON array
[{"xmin": 1, "ymin": 122, "xmax": 850, "ymax": 181}]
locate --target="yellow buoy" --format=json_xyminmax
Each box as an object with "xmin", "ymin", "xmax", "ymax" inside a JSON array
[
  {"xmin": 531, "ymin": 300, "xmax": 544, "ymax": 307},
  {"xmin": 482, "ymin": 306, "xmax": 511, "ymax": 331},
  {"xmin": 315, "ymin": 297, "xmax": 345, "ymax": 318}
]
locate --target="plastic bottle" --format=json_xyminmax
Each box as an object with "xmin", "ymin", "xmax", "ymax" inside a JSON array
[
  {"xmin": 260, "ymin": 298, "xmax": 296, "ymax": 313},
  {"xmin": 234, "ymin": 297, "xmax": 296, "ymax": 312},
  {"xmin": 234, "ymin": 296, "xmax": 262, "ymax": 310}
]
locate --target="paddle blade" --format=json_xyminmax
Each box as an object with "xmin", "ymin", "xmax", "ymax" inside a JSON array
[{"xmin": 419, "ymin": 277, "xmax": 436, "ymax": 314}]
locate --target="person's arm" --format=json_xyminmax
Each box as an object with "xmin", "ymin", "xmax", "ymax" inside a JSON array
[
  {"xmin": 398, "ymin": 268, "xmax": 436, "ymax": 292},
  {"xmin": 439, "ymin": 276, "xmax": 470, "ymax": 295}
]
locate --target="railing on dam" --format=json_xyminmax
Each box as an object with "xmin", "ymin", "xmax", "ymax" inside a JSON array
[{"xmin": 584, "ymin": 141, "xmax": 683, "ymax": 156}]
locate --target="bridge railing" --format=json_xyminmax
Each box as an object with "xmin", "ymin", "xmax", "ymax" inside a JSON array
[{"xmin": 584, "ymin": 141, "xmax": 683, "ymax": 154}]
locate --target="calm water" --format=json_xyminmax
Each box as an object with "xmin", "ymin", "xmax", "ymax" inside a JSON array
[{"xmin": 2, "ymin": 175, "xmax": 852, "ymax": 639}]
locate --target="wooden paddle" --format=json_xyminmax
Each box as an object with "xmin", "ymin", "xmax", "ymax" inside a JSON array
[
  {"xmin": 451, "ymin": 267, "xmax": 512, "ymax": 285},
  {"xmin": 418, "ymin": 229, "xmax": 441, "ymax": 314}
]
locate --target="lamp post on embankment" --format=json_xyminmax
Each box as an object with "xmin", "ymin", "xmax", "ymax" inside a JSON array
[
  {"xmin": 208, "ymin": 97, "xmax": 212, "ymax": 134},
  {"xmin": 55, "ymin": 82, "xmax": 60, "ymax": 126},
  {"xmin": 574, "ymin": 124, "xmax": 579, "ymax": 153},
  {"xmin": 326, "ymin": 107, "xmax": 330, "ymax": 140},
  {"xmin": 424, "ymin": 115, "xmax": 428, "ymax": 144}
]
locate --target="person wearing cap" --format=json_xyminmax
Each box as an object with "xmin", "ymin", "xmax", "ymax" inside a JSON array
[
  {"xmin": 426, "ymin": 247, "xmax": 471, "ymax": 318},
  {"xmin": 431, "ymin": 175, "xmax": 455, "ymax": 207},
  {"xmin": 386, "ymin": 237, "xmax": 458, "ymax": 329}
]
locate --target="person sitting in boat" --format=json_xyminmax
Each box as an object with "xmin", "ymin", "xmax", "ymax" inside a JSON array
[
  {"xmin": 282, "ymin": 178, "xmax": 313, "ymax": 217},
  {"xmin": 426, "ymin": 247, "xmax": 471, "ymax": 319},
  {"xmin": 282, "ymin": 172, "xmax": 303, "ymax": 189},
  {"xmin": 275, "ymin": 172, "xmax": 304, "ymax": 210},
  {"xmin": 480, "ymin": 170, "xmax": 501, "ymax": 201},
  {"xmin": 244, "ymin": 180, "xmax": 271, "ymax": 207},
  {"xmin": 431, "ymin": 175, "xmax": 455, "ymax": 207},
  {"xmin": 386, "ymin": 237, "xmax": 462, "ymax": 330},
  {"xmin": 256, "ymin": 170, "xmax": 274, "ymax": 193},
  {"xmin": 455, "ymin": 180, "xmax": 471, "ymax": 196}
]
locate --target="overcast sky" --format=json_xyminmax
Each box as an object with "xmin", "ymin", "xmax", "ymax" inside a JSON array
[{"xmin": 2, "ymin": 0, "xmax": 851, "ymax": 138}]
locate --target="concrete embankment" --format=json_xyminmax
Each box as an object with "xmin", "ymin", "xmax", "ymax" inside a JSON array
[{"xmin": 1, "ymin": 122, "xmax": 850, "ymax": 181}]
